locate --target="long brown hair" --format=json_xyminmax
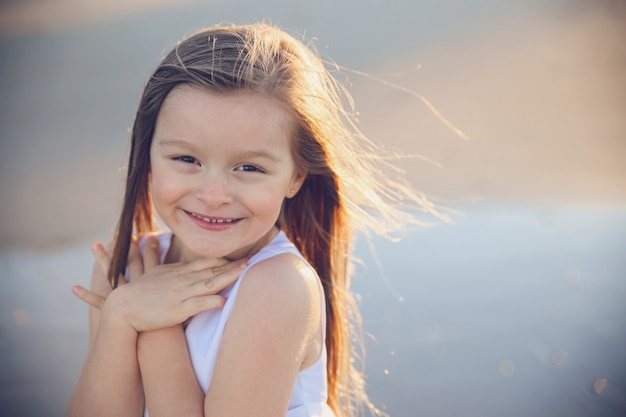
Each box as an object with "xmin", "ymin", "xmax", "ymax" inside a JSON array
[{"xmin": 110, "ymin": 23, "xmax": 444, "ymax": 417}]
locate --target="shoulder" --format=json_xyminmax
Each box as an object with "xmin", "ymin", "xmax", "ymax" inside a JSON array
[
  {"xmin": 233, "ymin": 253, "xmax": 321, "ymax": 333},
  {"xmin": 204, "ymin": 254, "xmax": 322, "ymax": 413},
  {"xmin": 243, "ymin": 253, "xmax": 319, "ymax": 306}
]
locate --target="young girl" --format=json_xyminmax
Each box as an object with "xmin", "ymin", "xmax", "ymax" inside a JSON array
[{"xmin": 68, "ymin": 23, "xmax": 440, "ymax": 417}]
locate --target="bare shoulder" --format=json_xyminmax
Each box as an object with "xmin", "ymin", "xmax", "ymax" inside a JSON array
[
  {"xmin": 241, "ymin": 253, "xmax": 319, "ymax": 306},
  {"xmin": 206, "ymin": 254, "xmax": 323, "ymax": 413},
  {"xmin": 233, "ymin": 253, "xmax": 321, "ymax": 333}
]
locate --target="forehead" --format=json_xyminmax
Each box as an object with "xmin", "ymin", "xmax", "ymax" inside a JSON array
[
  {"xmin": 151, "ymin": 85, "xmax": 300, "ymax": 162},
  {"xmin": 157, "ymin": 85, "xmax": 295, "ymax": 141},
  {"xmin": 150, "ymin": 85, "xmax": 300, "ymax": 164}
]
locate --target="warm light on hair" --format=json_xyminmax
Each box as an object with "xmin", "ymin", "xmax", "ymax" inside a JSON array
[{"xmin": 110, "ymin": 23, "xmax": 443, "ymax": 417}]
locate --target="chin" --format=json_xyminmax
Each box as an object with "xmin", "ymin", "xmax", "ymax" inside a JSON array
[{"xmin": 187, "ymin": 244, "xmax": 229, "ymax": 260}]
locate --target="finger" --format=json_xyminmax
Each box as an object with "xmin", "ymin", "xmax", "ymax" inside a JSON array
[
  {"xmin": 72, "ymin": 285, "xmax": 106, "ymax": 310},
  {"xmin": 91, "ymin": 242, "xmax": 111, "ymax": 277},
  {"xmin": 93, "ymin": 240, "xmax": 127, "ymax": 287},
  {"xmin": 142, "ymin": 236, "xmax": 161, "ymax": 270},
  {"xmin": 189, "ymin": 261, "xmax": 247, "ymax": 294},
  {"xmin": 181, "ymin": 295, "xmax": 227, "ymax": 317},
  {"xmin": 127, "ymin": 236, "xmax": 143, "ymax": 282}
]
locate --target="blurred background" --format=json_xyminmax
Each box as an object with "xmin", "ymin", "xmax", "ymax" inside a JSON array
[{"xmin": 0, "ymin": 0, "xmax": 624, "ymax": 416}]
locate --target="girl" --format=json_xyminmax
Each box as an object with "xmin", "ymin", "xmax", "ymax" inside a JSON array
[{"xmin": 68, "ymin": 23, "xmax": 440, "ymax": 417}]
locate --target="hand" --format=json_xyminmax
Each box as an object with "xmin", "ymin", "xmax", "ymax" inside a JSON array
[
  {"xmin": 71, "ymin": 240, "xmax": 127, "ymax": 310},
  {"xmin": 73, "ymin": 236, "xmax": 247, "ymax": 332},
  {"xmin": 71, "ymin": 236, "xmax": 146, "ymax": 310}
]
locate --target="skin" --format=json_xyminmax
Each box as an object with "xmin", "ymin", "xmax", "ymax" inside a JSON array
[
  {"xmin": 68, "ymin": 87, "xmax": 323, "ymax": 417},
  {"xmin": 150, "ymin": 85, "xmax": 306, "ymax": 262}
]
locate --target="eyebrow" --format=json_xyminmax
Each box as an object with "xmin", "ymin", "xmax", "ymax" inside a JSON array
[
  {"xmin": 233, "ymin": 149, "xmax": 282, "ymax": 163},
  {"xmin": 157, "ymin": 139, "xmax": 196, "ymax": 149},
  {"xmin": 157, "ymin": 139, "xmax": 282, "ymax": 162}
]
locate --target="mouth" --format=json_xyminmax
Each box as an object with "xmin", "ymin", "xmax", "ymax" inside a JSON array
[{"xmin": 185, "ymin": 210, "xmax": 242, "ymax": 224}]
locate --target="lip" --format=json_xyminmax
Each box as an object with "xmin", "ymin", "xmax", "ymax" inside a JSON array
[{"xmin": 183, "ymin": 209, "xmax": 243, "ymax": 231}]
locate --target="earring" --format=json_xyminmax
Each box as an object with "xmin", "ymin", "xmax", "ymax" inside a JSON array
[{"xmin": 289, "ymin": 189, "xmax": 295, "ymax": 196}]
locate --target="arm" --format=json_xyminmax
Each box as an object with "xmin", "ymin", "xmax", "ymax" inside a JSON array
[
  {"xmin": 137, "ymin": 326, "xmax": 204, "ymax": 417},
  {"xmin": 67, "ymin": 245, "xmax": 144, "ymax": 417},
  {"xmin": 205, "ymin": 254, "xmax": 321, "ymax": 415},
  {"xmin": 69, "ymin": 238, "xmax": 246, "ymax": 417},
  {"xmin": 134, "ymin": 237, "xmax": 226, "ymax": 417},
  {"xmin": 136, "ymin": 253, "xmax": 322, "ymax": 416}
]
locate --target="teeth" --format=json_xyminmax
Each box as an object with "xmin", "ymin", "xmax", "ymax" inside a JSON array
[{"xmin": 191, "ymin": 212, "xmax": 236, "ymax": 223}]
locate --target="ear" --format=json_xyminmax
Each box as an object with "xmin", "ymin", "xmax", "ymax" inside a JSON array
[{"xmin": 286, "ymin": 168, "xmax": 307, "ymax": 199}]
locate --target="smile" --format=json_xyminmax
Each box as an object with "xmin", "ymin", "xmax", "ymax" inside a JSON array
[{"xmin": 188, "ymin": 211, "xmax": 241, "ymax": 224}]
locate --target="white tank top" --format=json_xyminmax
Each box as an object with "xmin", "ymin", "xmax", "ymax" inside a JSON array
[{"xmin": 143, "ymin": 231, "xmax": 335, "ymax": 417}]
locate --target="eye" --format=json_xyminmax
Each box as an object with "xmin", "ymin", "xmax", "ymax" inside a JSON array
[
  {"xmin": 172, "ymin": 155, "xmax": 200, "ymax": 165},
  {"xmin": 235, "ymin": 164, "xmax": 264, "ymax": 173}
]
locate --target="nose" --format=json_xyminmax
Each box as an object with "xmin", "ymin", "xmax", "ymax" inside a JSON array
[{"xmin": 195, "ymin": 170, "xmax": 233, "ymax": 206}]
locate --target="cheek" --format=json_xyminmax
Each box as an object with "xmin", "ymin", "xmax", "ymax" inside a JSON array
[
  {"xmin": 150, "ymin": 170, "xmax": 180, "ymax": 208},
  {"xmin": 242, "ymin": 187, "xmax": 285, "ymax": 213},
  {"xmin": 265, "ymin": 190, "xmax": 290, "ymax": 218}
]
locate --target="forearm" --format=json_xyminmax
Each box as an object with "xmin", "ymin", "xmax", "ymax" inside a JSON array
[
  {"xmin": 67, "ymin": 308, "xmax": 143, "ymax": 417},
  {"xmin": 138, "ymin": 325, "xmax": 205, "ymax": 417}
]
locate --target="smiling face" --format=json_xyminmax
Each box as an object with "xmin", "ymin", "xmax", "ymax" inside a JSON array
[{"xmin": 149, "ymin": 85, "xmax": 306, "ymax": 262}]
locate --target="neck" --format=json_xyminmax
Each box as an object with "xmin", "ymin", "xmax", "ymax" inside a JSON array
[{"xmin": 166, "ymin": 227, "xmax": 280, "ymax": 264}]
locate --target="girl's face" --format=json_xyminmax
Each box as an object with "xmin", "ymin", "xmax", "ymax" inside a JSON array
[{"xmin": 149, "ymin": 85, "xmax": 305, "ymax": 262}]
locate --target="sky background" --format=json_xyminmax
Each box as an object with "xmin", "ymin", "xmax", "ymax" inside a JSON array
[{"xmin": 0, "ymin": 0, "xmax": 624, "ymax": 249}]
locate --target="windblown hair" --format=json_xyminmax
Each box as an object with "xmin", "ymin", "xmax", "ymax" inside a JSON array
[{"xmin": 109, "ymin": 23, "xmax": 441, "ymax": 417}]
